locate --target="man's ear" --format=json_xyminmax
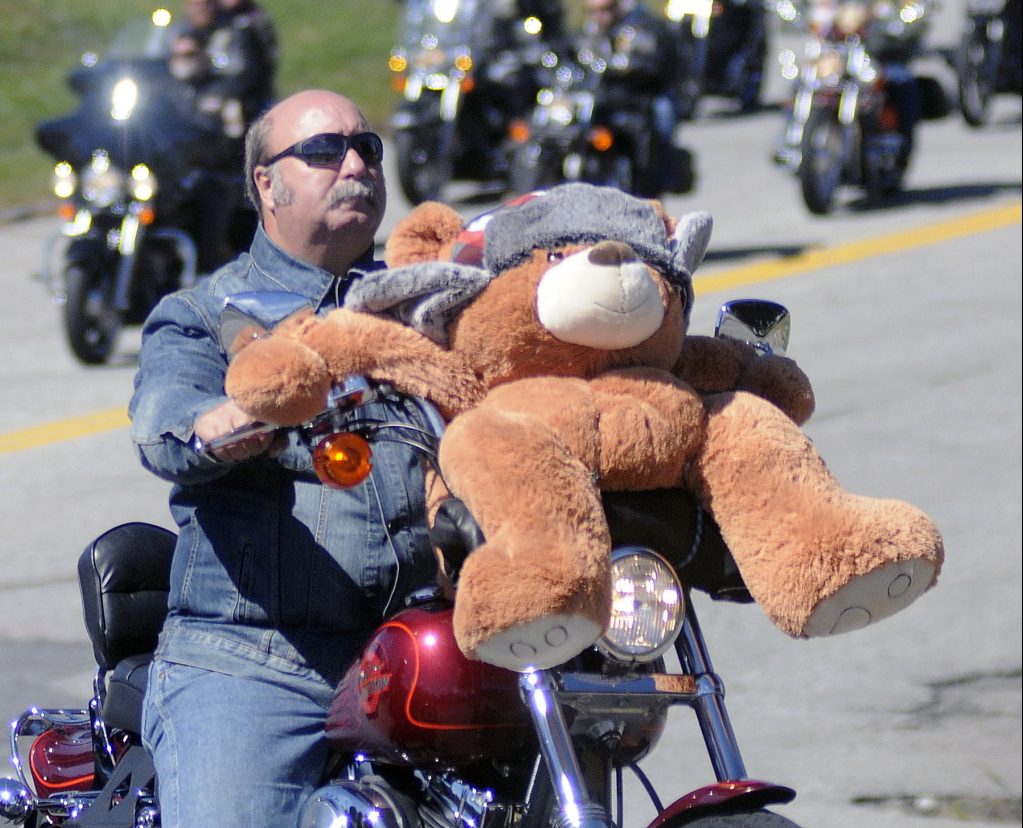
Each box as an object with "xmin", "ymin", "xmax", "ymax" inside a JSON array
[{"xmin": 253, "ymin": 166, "xmax": 276, "ymax": 213}]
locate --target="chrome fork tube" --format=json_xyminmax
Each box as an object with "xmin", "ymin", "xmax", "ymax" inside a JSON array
[
  {"xmin": 677, "ymin": 607, "xmax": 749, "ymax": 781},
  {"xmin": 520, "ymin": 671, "xmax": 610, "ymax": 828}
]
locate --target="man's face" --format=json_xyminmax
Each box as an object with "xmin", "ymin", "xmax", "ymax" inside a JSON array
[
  {"xmin": 586, "ymin": 0, "xmax": 619, "ymax": 30},
  {"xmin": 256, "ymin": 94, "xmax": 387, "ymax": 265},
  {"xmin": 186, "ymin": 0, "xmax": 216, "ymax": 28}
]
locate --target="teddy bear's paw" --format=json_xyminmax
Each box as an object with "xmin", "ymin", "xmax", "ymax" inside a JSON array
[
  {"xmin": 802, "ymin": 558, "xmax": 939, "ymax": 637},
  {"xmin": 472, "ymin": 614, "xmax": 604, "ymax": 673}
]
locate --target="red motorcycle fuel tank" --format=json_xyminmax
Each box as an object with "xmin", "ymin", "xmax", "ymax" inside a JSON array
[
  {"xmin": 326, "ymin": 605, "xmax": 533, "ymax": 768},
  {"xmin": 28, "ymin": 724, "xmax": 95, "ymax": 797}
]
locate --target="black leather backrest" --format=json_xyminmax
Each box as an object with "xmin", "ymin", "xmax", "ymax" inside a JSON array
[{"xmin": 77, "ymin": 522, "xmax": 177, "ymax": 671}]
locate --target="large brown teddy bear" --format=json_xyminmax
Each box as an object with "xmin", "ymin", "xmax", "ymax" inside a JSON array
[{"xmin": 224, "ymin": 183, "xmax": 943, "ymax": 672}]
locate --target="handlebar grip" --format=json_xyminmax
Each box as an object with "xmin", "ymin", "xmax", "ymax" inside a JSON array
[{"xmin": 192, "ymin": 421, "xmax": 279, "ymax": 455}]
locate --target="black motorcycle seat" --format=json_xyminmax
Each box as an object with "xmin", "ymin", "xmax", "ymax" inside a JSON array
[
  {"xmin": 77, "ymin": 522, "xmax": 176, "ymax": 672},
  {"xmin": 102, "ymin": 653, "xmax": 154, "ymax": 734},
  {"xmin": 431, "ymin": 491, "xmax": 753, "ymax": 603}
]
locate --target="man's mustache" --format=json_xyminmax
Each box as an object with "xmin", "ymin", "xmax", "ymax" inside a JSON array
[{"xmin": 329, "ymin": 179, "xmax": 380, "ymax": 209}]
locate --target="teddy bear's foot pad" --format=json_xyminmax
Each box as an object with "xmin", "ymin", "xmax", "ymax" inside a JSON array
[
  {"xmin": 473, "ymin": 614, "xmax": 603, "ymax": 672},
  {"xmin": 803, "ymin": 559, "xmax": 937, "ymax": 637}
]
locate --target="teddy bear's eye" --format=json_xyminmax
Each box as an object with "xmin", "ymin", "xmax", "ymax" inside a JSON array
[{"xmin": 547, "ymin": 251, "xmax": 564, "ymax": 263}]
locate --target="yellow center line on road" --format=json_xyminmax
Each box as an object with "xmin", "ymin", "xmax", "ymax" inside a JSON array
[
  {"xmin": 1, "ymin": 201, "xmax": 1020, "ymax": 456},
  {"xmin": 0, "ymin": 407, "xmax": 129, "ymax": 454},
  {"xmin": 694, "ymin": 201, "xmax": 1022, "ymax": 296}
]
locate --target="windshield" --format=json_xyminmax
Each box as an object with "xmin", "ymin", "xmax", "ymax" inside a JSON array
[
  {"xmin": 394, "ymin": 0, "xmax": 482, "ymax": 54},
  {"xmin": 104, "ymin": 12, "xmax": 187, "ymax": 61}
]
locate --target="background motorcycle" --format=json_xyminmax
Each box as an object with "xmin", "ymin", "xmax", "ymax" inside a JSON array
[
  {"xmin": 387, "ymin": 0, "xmax": 551, "ymax": 204},
  {"xmin": 665, "ymin": 0, "xmax": 770, "ymax": 119},
  {"xmin": 1, "ymin": 297, "xmax": 805, "ymax": 828},
  {"xmin": 772, "ymin": 0, "xmax": 938, "ymax": 214},
  {"xmin": 34, "ymin": 12, "xmax": 255, "ymax": 365},
  {"xmin": 510, "ymin": 43, "xmax": 695, "ymax": 198},
  {"xmin": 956, "ymin": 0, "xmax": 1023, "ymax": 126}
]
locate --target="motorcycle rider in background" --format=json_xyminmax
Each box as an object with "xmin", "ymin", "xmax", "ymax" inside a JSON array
[
  {"xmin": 579, "ymin": 0, "xmax": 686, "ymax": 192},
  {"xmin": 466, "ymin": 0, "xmax": 570, "ymax": 178},
  {"xmin": 813, "ymin": 0, "xmax": 925, "ymax": 171},
  {"xmin": 174, "ymin": 0, "xmax": 276, "ymax": 272},
  {"xmin": 215, "ymin": 0, "xmax": 280, "ymax": 123}
]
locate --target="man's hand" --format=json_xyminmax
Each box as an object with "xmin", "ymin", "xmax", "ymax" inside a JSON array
[{"xmin": 194, "ymin": 400, "xmax": 282, "ymax": 463}]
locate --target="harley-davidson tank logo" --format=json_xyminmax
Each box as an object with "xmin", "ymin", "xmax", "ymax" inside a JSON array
[{"xmin": 357, "ymin": 644, "xmax": 392, "ymax": 715}]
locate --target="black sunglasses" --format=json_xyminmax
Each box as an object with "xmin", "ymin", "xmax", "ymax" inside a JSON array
[{"xmin": 262, "ymin": 132, "xmax": 384, "ymax": 168}]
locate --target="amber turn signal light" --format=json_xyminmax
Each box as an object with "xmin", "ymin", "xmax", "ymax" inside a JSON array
[
  {"xmin": 312, "ymin": 432, "xmax": 373, "ymax": 489},
  {"xmin": 588, "ymin": 126, "xmax": 614, "ymax": 152}
]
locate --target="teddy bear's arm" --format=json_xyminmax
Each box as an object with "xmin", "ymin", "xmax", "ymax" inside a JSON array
[
  {"xmin": 302, "ymin": 308, "xmax": 483, "ymax": 419},
  {"xmin": 674, "ymin": 334, "xmax": 815, "ymax": 425}
]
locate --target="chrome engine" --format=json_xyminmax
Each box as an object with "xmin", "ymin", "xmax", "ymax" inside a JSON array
[{"xmin": 297, "ymin": 768, "xmax": 513, "ymax": 828}]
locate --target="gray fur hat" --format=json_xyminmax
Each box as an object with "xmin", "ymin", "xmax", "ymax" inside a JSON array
[{"xmin": 345, "ymin": 184, "xmax": 712, "ymax": 344}]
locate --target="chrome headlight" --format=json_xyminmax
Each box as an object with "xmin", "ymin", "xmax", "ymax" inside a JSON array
[
  {"xmin": 597, "ymin": 546, "xmax": 684, "ymax": 663},
  {"xmin": 81, "ymin": 151, "xmax": 127, "ymax": 208},
  {"xmin": 549, "ymin": 92, "xmax": 576, "ymax": 126},
  {"xmin": 129, "ymin": 164, "xmax": 158, "ymax": 201},
  {"xmin": 51, "ymin": 161, "xmax": 77, "ymax": 199},
  {"xmin": 110, "ymin": 77, "xmax": 139, "ymax": 121}
]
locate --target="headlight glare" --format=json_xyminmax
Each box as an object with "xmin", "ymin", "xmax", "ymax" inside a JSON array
[
  {"xmin": 51, "ymin": 162, "xmax": 77, "ymax": 199},
  {"xmin": 129, "ymin": 164, "xmax": 158, "ymax": 201},
  {"xmin": 82, "ymin": 152, "xmax": 126, "ymax": 207},
  {"xmin": 110, "ymin": 78, "xmax": 139, "ymax": 121},
  {"xmin": 597, "ymin": 547, "xmax": 684, "ymax": 663}
]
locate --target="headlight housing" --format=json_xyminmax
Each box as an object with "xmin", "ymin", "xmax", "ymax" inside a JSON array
[
  {"xmin": 597, "ymin": 546, "xmax": 684, "ymax": 663},
  {"xmin": 81, "ymin": 151, "xmax": 127, "ymax": 208}
]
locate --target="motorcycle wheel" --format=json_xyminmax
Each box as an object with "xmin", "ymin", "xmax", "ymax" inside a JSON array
[
  {"xmin": 799, "ymin": 108, "xmax": 846, "ymax": 215},
  {"xmin": 394, "ymin": 128, "xmax": 452, "ymax": 205},
  {"xmin": 666, "ymin": 810, "xmax": 803, "ymax": 827},
  {"xmin": 63, "ymin": 263, "xmax": 121, "ymax": 364},
  {"xmin": 957, "ymin": 27, "xmax": 994, "ymax": 127}
]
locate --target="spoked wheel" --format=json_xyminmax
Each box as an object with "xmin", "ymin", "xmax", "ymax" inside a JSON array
[
  {"xmin": 62, "ymin": 263, "xmax": 121, "ymax": 364},
  {"xmin": 668, "ymin": 810, "xmax": 804, "ymax": 827},
  {"xmin": 799, "ymin": 108, "xmax": 847, "ymax": 214},
  {"xmin": 957, "ymin": 28, "xmax": 995, "ymax": 127},
  {"xmin": 394, "ymin": 127, "xmax": 453, "ymax": 205}
]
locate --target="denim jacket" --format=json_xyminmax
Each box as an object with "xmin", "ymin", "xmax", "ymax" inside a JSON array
[{"xmin": 129, "ymin": 225, "xmax": 437, "ymax": 684}]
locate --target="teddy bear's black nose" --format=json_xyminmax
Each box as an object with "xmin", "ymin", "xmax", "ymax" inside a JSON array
[{"xmin": 587, "ymin": 240, "xmax": 639, "ymax": 267}]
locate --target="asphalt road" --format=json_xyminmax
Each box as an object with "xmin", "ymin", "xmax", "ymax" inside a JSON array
[{"xmin": 1, "ymin": 9, "xmax": 1020, "ymax": 826}]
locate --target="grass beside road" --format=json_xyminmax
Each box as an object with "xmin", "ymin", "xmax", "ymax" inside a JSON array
[{"xmin": 0, "ymin": 0, "xmax": 402, "ymax": 212}]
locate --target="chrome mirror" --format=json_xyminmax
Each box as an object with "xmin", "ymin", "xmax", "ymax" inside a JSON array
[
  {"xmin": 714, "ymin": 299, "xmax": 790, "ymax": 356},
  {"xmin": 218, "ymin": 291, "xmax": 314, "ymax": 356}
]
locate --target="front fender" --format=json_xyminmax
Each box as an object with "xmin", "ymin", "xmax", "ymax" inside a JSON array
[{"xmin": 646, "ymin": 781, "xmax": 796, "ymax": 827}]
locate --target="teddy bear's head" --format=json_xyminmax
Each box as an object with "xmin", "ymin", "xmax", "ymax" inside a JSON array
[{"xmin": 348, "ymin": 183, "xmax": 712, "ymax": 390}]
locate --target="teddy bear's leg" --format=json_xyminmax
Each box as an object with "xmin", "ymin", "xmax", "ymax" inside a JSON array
[
  {"xmin": 688, "ymin": 392, "xmax": 943, "ymax": 637},
  {"xmin": 440, "ymin": 406, "xmax": 612, "ymax": 672}
]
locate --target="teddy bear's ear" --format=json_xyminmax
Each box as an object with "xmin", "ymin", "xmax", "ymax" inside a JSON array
[
  {"xmin": 646, "ymin": 198, "xmax": 678, "ymax": 237},
  {"xmin": 671, "ymin": 211, "xmax": 713, "ymax": 276},
  {"xmin": 385, "ymin": 202, "xmax": 466, "ymax": 267}
]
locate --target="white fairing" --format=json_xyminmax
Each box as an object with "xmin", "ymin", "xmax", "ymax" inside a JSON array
[{"xmin": 535, "ymin": 247, "xmax": 665, "ymax": 349}]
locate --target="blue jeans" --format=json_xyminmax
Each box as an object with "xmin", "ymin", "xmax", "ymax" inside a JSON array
[{"xmin": 142, "ymin": 658, "xmax": 336, "ymax": 827}]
